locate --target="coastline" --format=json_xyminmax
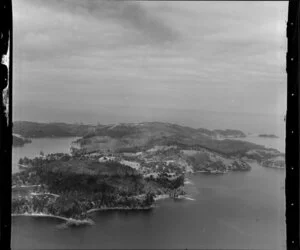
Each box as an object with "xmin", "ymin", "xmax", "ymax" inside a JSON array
[
  {"xmin": 12, "ymin": 213, "xmax": 95, "ymax": 226},
  {"xmin": 194, "ymin": 170, "xmax": 229, "ymax": 174},
  {"xmin": 12, "ymin": 184, "xmax": 41, "ymax": 189},
  {"xmin": 12, "ymin": 132, "xmax": 283, "ymax": 231},
  {"xmin": 12, "ymin": 213, "xmax": 72, "ymax": 221},
  {"xmin": 154, "ymin": 194, "xmax": 170, "ymax": 201},
  {"xmin": 153, "ymin": 194, "xmax": 195, "ymax": 201},
  {"xmin": 262, "ymin": 165, "xmax": 285, "ymax": 170},
  {"xmin": 87, "ymin": 205, "xmax": 155, "ymax": 214}
]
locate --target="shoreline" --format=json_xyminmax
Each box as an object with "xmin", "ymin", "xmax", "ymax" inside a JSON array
[
  {"xmin": 194, "ymin": 170, "xmax": 229, "ymax": 174},
  {"xmin": 262, "ymin": 165, "xmax": 285, "ymax": 170},
  {"xmin": 12, "ymin": 213, "xmax": 70, "ymax": 221},
  {"xmin": 12, "ymin": 184, "xmax": 41, "ymax": 189},
  {"xmin": 154, "ymin": 194, "xmax": 170, "ymax": 201},
  {"xmin": 12, "ymin": 213, "xmax": 94, "ymax": 226},
  {"xmin": 87, "ymin": 205, "xmax": 155, "ymax": 214},
  {"xmin": 154, "ymin": 194, "xmax": 195, "ymax": 201}
]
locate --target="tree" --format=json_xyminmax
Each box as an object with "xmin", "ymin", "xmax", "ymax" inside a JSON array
[
  {"xmin": 172, "ymin": 175, "xmax": 184, "ymax": 189},
  {"xmin": 23, "ymin": 157, "xmax": 30, "ymax": 164},
  {"xmin": 144, "ymin": 192, "xmax": 155, "ymax": 206}
]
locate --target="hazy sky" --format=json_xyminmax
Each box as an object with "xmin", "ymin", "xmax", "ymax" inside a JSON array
[{"xmin": 13, "ymin": 0, "xmax": 287, "ymax": 126}]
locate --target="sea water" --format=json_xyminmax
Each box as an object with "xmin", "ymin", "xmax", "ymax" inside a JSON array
[{"xmin": 11, "ymin": 115, "xmax": 286, "ymax": 249}]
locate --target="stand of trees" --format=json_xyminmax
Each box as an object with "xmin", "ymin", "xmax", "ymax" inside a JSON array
[{"xmin": 13, "ymin": 152, "xmax": 186, "ymax": 219}]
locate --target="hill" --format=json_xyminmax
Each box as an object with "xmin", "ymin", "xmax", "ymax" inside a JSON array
[
  {"xmin": 11, "ymin": 121, "xmax": 284, "ymax": 221},
  {"xmin": 13, "ymin": 121, "xmax": 246, "ymax": 140},
  {"xmin": 72, "ymin": 122, "xmax": 284, "ymax": 171},
  {"xmin": 76, "ymin": 122, "xmax": 260, "ymax": 155},
  {"xmin": 13, "ymin": 121, "xmax": 284, "ymax": 170},
  {"xmin": 13, "ymin": 121, "xmax": 97, "ymax": 138}
]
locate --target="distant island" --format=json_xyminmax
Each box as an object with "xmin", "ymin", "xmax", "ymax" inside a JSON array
[
  {"xmin": 213, "ymin": 129, "xmax": 246, "ymax": 138},
  {"xmin": 261, "ymin": 155, "xmax": 285, "ymax": 169},
  {"xmin": 13, "ymin": 121, "xmax": 246, "ymax": 139},
  {"xmin": 12, "ymin": 121, "xmax": 285, "ymax": 224},
  {"xmin": 258, "ymin": 134, "xmax": 279, "ymax": 138},
  {"xmin": 13, "ymin": 121, "xmax": 94, "ymax": 138}
]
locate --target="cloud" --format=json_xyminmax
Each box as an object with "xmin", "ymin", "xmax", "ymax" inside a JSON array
[
  {"xmin": 17, "ymin": 0, "xmax": 179, "ymax": 46},
  {"xmin": 13, "ymin": 0, "xmax": 288, "ymax": 123}
]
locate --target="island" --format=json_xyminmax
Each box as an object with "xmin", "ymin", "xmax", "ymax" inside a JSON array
[
  {"xmin": 13, "ymin": 121, "xmax": 246, "ymax": 140},
  {"xmin": 261, "ymin": 155, "xmax": 285, "ymax": 169},
  {"xmin": 258, "ymin": 134, "xmax": 279, "ymax": 138},
  {"xmin": 13, "ymin": 121, "xmax": 96, "ymax": 138},
  {"xmin": 213, "ymin": 129, "xmax": 246, "ymax": 138},
  {"xmin": 12, "ymin": 121, "xmax": 285, "ymax": 225}
]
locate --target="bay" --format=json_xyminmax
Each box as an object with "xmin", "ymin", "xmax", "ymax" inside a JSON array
[
  {"xmin": 11, "ymin": 136, "xmax": 285, "ymax": 249},
  {"xmin": 12, "ymin": 137, "xmax": 79, "ymax": 174}
]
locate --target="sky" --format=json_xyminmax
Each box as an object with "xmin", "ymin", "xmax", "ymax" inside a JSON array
[{"xmin": 13, "ymin": 0, "xmax": 288, "ymax": 130}]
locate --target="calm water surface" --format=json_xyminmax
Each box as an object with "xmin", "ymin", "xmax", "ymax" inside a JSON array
[
  {"xmin": 11, "ymin": 137, "xmax": 286, "ymax": 249},
  {"xmin": 12, "ymin": 137, "xmax": 79, "ymax": 173},
  {"xmin": 231, "ymin": 135, "xmax": 285, "ymax": 153}
]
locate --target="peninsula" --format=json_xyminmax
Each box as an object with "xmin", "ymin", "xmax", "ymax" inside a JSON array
[{"xmin": 12, "ymin": 121, "xmax": 285, "ymax": 224}]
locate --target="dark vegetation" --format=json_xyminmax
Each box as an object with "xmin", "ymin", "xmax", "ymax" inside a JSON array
[
  {"xmin": 13, "ymin": 121, "xmax": 266, "ymax": 156},
  {"xmin": 244, "ymin": 148, "xmax": 283, "ymax": 162},
  {"xmin": 154, "ymin": 174, "xmax": 184, "ymax": 189},
  {"xmin": 213, "ymin": 129, "xmax": 246, "ymax": 138},
  {"xmin": 148, "ymin": 137, "xmax": 265, "ymax": 156},
  {"xmin": 258, "ymin": 134, "xmax": 278, "ymax": 138},
  {"xmin": 12, "ymin": 153, "xmax": 184, "ymax": 219},
  {"xmin": 200, "ymin": 139, "xmax": 265, "ymax": 155},
  {"xmin": 13, "ymin": 121, "xmax": 247, "ymax": 144},
  {"xmin": 13, "ymin": 121, "xmax": 96, "ymax": 138},
  {"xmin": 84, "ymin": 125, "xmax": 140, "ymax": 139},
  {"xmin": 13, "ymin": 135, "xmax": 32, "ymax": 147},
  {"xmin": 12, "ymin": 121, "xmax": 282, "ymax": 219},
  {"xmin": 116, "ymin": 147, "xmax": 144, "ymax": 153}
]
